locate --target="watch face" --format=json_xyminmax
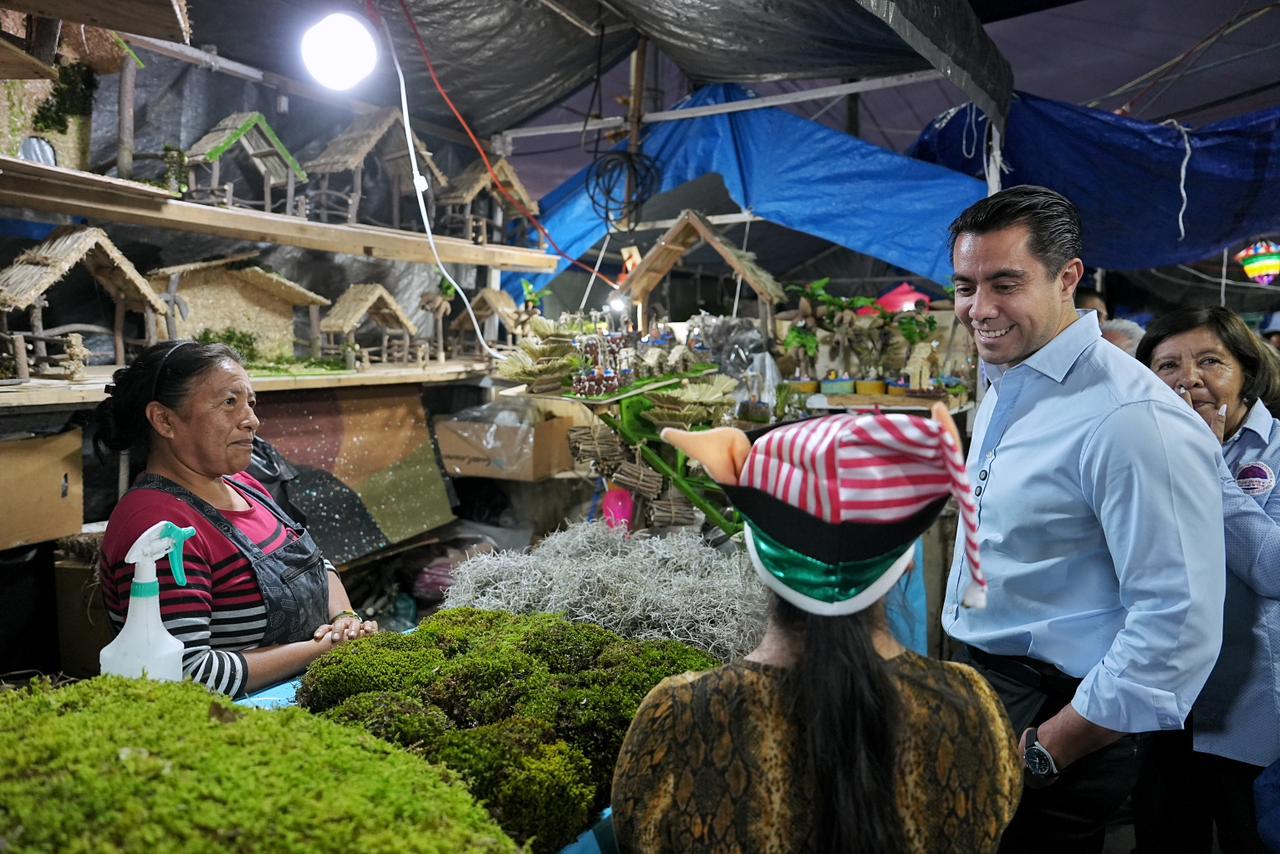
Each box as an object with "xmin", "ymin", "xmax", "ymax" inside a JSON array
[{"xmin": 1025, "ymin": 745, "xmax": 1054, "ymax": 776}]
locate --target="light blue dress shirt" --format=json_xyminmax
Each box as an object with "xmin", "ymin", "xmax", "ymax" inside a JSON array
[
  {"xmin": 944, "ymin": 313, "xmax": 1225, "ymax": 733},
  {"xmin": 1195, "ymin": 399, "xmax": 1280, "ymax": 767}
]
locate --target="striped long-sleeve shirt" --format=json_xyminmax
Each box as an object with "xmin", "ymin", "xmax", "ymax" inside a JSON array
[{"xmin": 100, "ymin": 472, "xmax": 296, "ymax": 697}]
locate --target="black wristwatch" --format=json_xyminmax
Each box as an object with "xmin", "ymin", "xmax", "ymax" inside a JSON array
[{"xmin": 1023, "ymin": 727, "xmax": 1060, "ymax": 785}]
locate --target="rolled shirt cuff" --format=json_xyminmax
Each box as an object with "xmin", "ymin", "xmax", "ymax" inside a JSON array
[{"xmin": 1072, "ymin": 662, "xmax": 1190, "ymax": 733}]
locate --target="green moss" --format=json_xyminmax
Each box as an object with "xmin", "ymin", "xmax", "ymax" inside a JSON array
[
  {"xmin": 322, "ymin": 691, "xmax": 453, "ymax": 748},
  {"xmin": 33, "ymin": 63, "xmax": 97, "ymax": 134},
  {"xmin": 196, "ymin": 327, "xmax": 260, "ymax": 362},
  {"xmin": 0, "ymin": 676, "xmax": 514, "ymax": 852},
  {"xmin": 299, "ymin": 609, "xmax": 718, "ymax": 852},
  {"xmin": 296, "ymin": 632, "xmax": 446, "ymax": 711}
]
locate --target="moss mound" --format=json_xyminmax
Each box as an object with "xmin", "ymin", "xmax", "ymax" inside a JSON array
[
  {"xmin": 0, "ymin": 677, "xmax": 515, "ymax": 853},
  {"xmin": 298, "ymin": 609, "xmax": 719, "ymax": 852}
]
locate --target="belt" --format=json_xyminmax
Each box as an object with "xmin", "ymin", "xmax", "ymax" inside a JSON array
[{"xmin": 965, "ymin": 644, "xmax": 1082, "ymax": 697}]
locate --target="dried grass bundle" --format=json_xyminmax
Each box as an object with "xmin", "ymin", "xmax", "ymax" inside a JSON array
[{"xmin": 443, "ymin": 522, "xmax": 767, "ymax": 660}]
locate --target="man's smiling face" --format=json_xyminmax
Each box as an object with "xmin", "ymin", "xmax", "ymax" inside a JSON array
[{"xmin": 952, "ymin": 225, "xmax": 1080, "ymax": 368}]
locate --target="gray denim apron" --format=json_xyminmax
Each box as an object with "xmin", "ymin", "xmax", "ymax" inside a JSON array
[{"xmin": 131, "ymin": 473, "xmax": 330, "ymax": 645}]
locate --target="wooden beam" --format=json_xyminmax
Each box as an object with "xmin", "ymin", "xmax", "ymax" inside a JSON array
[
  {"xmin": 0, "ymin": 159, "xmax": 559, "ymax": 272},
  {"xmin": 0, "ymin": 37, "xmax": 56, "ymax": 80},
  {"xmin": 6, "ymin": 0, "xmax": 190, "ymax": 44},
  {"xmin": 119, "ymin": 34, "xmax": 486, "ymax": 152}
]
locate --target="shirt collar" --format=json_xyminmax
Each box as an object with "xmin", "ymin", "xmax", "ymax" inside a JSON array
[
  {"xmin": 983, "ymin": 310, "xmax": 1099, "ymax": 387},
  {"xmin": 1232, "ymin": 398, "xmax": 1275, "ymax": 445}
]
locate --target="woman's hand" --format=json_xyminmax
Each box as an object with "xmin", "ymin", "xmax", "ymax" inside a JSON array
[
  {"xmin": 1176, "ymin": 385, "xmax": 1228, "ymax": 443},
  {"xmin": 312, "ymin": 615, "xmax": 379, "ymax": 645}
]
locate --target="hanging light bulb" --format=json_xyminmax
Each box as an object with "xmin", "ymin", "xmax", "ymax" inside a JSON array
[{"xmin": 301, "ymin": 12, "xmax": 378, "ymax": 91}]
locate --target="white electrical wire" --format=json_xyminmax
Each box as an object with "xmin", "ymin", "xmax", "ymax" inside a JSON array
[
  {"xmin": 1221, "ymin": 247, "xmax": 1229, "ymax": 306},
  {"xmin": 578, "ymin": 231, "xmax": 612, "ymax": 311},
  {"xmin": 731, "ymin": 217, "xmax": 752, "ymax": 318},
  {"xmin": 379, "ymin": 13, "xmax": 508, "ymax": 361},
  {"xmin": 1161, "ymin": 119, "xmax": 1193, "ymax": 243}
]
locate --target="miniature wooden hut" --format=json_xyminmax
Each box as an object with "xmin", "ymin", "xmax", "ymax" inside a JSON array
[
  {"xmin": 147, "ymin": 253, "xmax": 330, "ymax": 361},
  {"xmin": 449, "ymin": 288, "xmax": 518, "ymax": 355},
  {"xmin": 0, "ymin": 226, "xmax": 164, "ymax": 381},
  {"xmin": 303, "ymin": 108, "xmax": 447, "ymax": 227},
  {"xmin": 185, "ymin": 112, "xmax": 308, "ymax": 214},
  {"xmin": 619, "ymin": 210, "xmax": 786, "ymax": 342},
  {"xmin": 320, "ymin": 284, "xmax": 418, "ymax": 369},
  {"xmin": 436, "ymin": 157, "xmax": 540, "ymax": 245}
]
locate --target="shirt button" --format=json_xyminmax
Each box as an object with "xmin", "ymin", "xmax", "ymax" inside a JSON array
[
  {"xmin": 974, "ymin": 486, "xmax": 983, "ymax": 496},
  {"xmin": 979, "ymin": 470, "xmax": 988, "ymax": 480}
]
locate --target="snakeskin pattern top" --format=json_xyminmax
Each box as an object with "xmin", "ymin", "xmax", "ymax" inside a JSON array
[{"xmin": 612, "ymin": 652, "xmax": 1021, "ymax": 853}]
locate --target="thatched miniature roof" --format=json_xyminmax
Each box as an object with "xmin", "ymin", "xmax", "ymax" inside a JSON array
[
  {"xmin": 449, "ymin": 288, "xmax": 518, "ymax": 331},
  {"xmin": 304, "ymin": 108, "xmax": 447, "ymax": 188},
  {"xmin": 0, "ymin": 226, "xmax": 165, "ymax": 313},
  {"xmin": 321, "ymin": 283, "xmax": 417, "ymax": 336},
  {"xmin": 187, "ymin": 112, "xmax": 306, "ymax": 184},
  {"xmin": 437, "ymin": 157, "xmax": 539, "ymax": 216},
  {"xmin": 148, "ymin": 251, "xmax": 260, "ymax": 279},
  {"xmin": 620, "ymin": 210, "xmax": 785, "ymax": 304},
  {"xmin": 147, "ymin": 262, "xmax": 330, "ymax": 308}
]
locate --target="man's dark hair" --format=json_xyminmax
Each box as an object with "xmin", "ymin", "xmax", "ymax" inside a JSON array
[
  {"xmin": 1074, "ymin": 286, "xmax": 1105, "ymax": 308},
  {"xmin": 949, "ymin": 185, "xmax": 1083, "ymax": 275}
]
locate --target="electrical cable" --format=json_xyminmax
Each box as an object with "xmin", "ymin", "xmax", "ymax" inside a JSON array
[
  {"xmin": 387, "ymin": 0, "xmax": 619, "ymax": 287},
  {"xmin": 584, "ymin": 149, "xmax": 661, "ymax": 226},
  {"xmin": 374, "ymin": 9, "xmax": 507, "ymax": 361},
  {"xmin": 578, "ymin": 231, "xmax": 612, "ymax": 311}
]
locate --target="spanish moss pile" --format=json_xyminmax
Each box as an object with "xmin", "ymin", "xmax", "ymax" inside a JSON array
[
  {"xmin": 0, "ymin": 677, "xmax": 514, "ymax": 853},
  {"xmin": 444, "ymin": 522, "xmax": 767, "ymax": 660}
]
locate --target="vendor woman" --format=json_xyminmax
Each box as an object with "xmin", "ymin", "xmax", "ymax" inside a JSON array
[{"xmin": 94, "ymin": 341, "xmax": 377, "ymax": 697}]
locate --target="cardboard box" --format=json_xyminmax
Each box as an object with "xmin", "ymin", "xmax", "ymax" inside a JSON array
[
  {"xmin": 435, "ymin": 415, "xmax": 574, "ymax": 481},
  {"xmin": 55, "ymin": 559, "xmax": 114, "ymax": 678},
  {"xmin": 0, "ymin": 429, "xmax": 83, "ymax": 550}
]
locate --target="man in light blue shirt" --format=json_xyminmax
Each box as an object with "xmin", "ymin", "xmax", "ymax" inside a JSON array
[{"xmin": 942, "ymin": 186, "xmax": 1225, "ymax": 852}]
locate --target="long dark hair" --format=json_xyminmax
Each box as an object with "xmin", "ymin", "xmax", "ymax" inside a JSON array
[
  {"xmin": 91, "ymin": 340, "xmax": 242, "ymax": 459},
  {"xmin": 1136, "ymin": 306, "xmax": 1280, "ymax": 414},
  {"xmin": 773, "ymin": 594, "xmax": 905, "ymax": 853}
]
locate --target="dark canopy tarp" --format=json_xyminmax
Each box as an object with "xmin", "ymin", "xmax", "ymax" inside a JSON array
[
  {"xmin": 504, "ymin": 83, "xmax": 985, "ymax": 298},
  {"xmin": 909, "ymin": 92, "xmax": 1280, "ymax": 270}
]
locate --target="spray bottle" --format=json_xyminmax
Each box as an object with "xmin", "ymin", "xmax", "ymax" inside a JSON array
[{"xmin": 100, "ymin": 521, "xmax": 197, "ymax": 681}]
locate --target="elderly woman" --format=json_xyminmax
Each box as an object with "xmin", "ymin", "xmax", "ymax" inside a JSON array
[
  {"xmin": 611, "ymin": 407, "xmax": 1020, "ymax": 853},
  {"xmin": 1133, "ymin": 306, "xmax": 1280, "ymax": 853},
  {"xmin": 94, "ymin": 341, "xmax": 376, "ymax": 698}
]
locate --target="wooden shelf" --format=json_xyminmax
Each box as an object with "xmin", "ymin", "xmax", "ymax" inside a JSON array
[
  {"xmin": 0, "ymin": 37, "xmax": 56, "ymax": 80},
  {"xmin": 0, "ymin": 158, "xmax": 559, "ymax": 273},
  {"xmin": 0, "ymin": 361, "xmax": 490, "ymax": 409},
  {"xmin": 1, "ymin": 0, "xmax": 191, "ymax": 44}
]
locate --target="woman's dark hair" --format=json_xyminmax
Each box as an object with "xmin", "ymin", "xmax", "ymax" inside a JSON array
[
  {"xmin": 773, "ymin": 594, "xmax": 905, "ymax": 853},
  {"xmin": 91, "ymin": 340, "xmax": 242, "ymax": 459},
  {"xmin": 1136, "ymin": 306, "xmax": 1280, "ymax": 414},
  {"xmin": 949, "ymin": 184, "xmax": 1083, "ymax": 275}
]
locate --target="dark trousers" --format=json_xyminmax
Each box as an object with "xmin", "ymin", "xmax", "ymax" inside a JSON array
[
  {"xmin": 1132, "ymin": 725, "xmax": 1267, "ymax": 854},
  {"xmin": 956, "ymin": 646, "xmax": 1148, "ymax": 854}
]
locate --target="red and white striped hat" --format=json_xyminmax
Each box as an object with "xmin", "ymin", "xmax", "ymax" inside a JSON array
[{"xmin": 728, "ymin": 413, "xmax": 985, "ymax": 616}]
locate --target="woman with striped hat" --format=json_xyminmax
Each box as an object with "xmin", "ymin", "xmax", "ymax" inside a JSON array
[{"xmin": 611, "ymin": 404, "xmax": 1020, "ymax": 853}]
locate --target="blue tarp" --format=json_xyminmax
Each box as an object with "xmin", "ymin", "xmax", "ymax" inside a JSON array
[
  {"xmin": 909, "ymin": 93, "xmax": 1280, "ymax": 271},
  {"xmin": 504, "ymin": 83, "xmax": 986, "ymax": 299}
]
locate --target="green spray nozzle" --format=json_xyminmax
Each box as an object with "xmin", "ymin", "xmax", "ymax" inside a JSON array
[{"xmin": 160, "ymin": 522, "xmax": 197, "ymax": 587}]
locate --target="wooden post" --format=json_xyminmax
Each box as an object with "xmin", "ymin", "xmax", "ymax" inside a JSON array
[
  {"xmin": 143, "ymin": 306, "xmax": 158, "ymax": 345},
  {"xmin": 285, "ymin": 170, "xmax": 296, "ymax": 216},
  {"xmin": 344, "ymin": 331, "xmax": 356, "ymax": 370},
  {"xmin": 308, "ymin": 305, "xmax": 321, "ymax": 358},
  {"xmin": 623, "ymin": 38, "xmax": 648, "ymax": 227},
  {"xmin": 400, "ymin": 331, "xmax": 410, "ymax": 363},
  {"xmin": 210, "ymin": 158, "xmax": 220, "ymax": 190},
  {"xmin": 113, "ymin": 301, "xmax": 126, "ymax": 365},
  {"xmin": 380, "ymin": 330, "xmax": 388, "ymax": 363},
  {"xmin": 165, "ymin": 272, "xmax": 181, "ymax": 339},
  {"xmin": 391, "ymin": 173, "xmax": 401, "ymax": 229},
  {"xmin": 758, "ymin": 299, "xmax": 775, "ymax": 344},
  {"xmin": 263, "ymin": 172, "xmax": 272, "ymax": 213},
  {"xmin": 29, "ymin": 298, "xmax": 46, "ymax": 363},
  {"xmin": 12, "ymin": 333, "xmax": 28, "ymax": 381},
  {"xmin": 118, "ymin": 57, "xmax": 136, "ymax": 180},
  {"xmin": 348, "ymin": 165, "xmax": 362, "ymax": 224}
]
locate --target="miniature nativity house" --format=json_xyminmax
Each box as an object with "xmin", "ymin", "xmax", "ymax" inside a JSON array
[
  {"xmin": 320, "ymin": 283, "xmax": 418, "ymax": 369},
  {"xmin": 449, "ymin": 288, "xmax": 519, "ymax": 356},
  {"xmin": 303, "ymin": 108, "xmax": 447, "ymax": 228},
  {"xmin": 185, "ymin": 112, "xmax": 308, "ymax": 214},
  {"xmin": 147, "ymin": 253, "xmax": 330, "ymax": 361},
  {"xmin": 619, "ymin": 210, "xmax": 785, "ymax": 342},
  {"xmin": 0, "ymin": 226, "xmax": 165, "ymax": 382},
  {"xmin": 436, "ymin": 157, "xmax": 540, "ymax": 246}
]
